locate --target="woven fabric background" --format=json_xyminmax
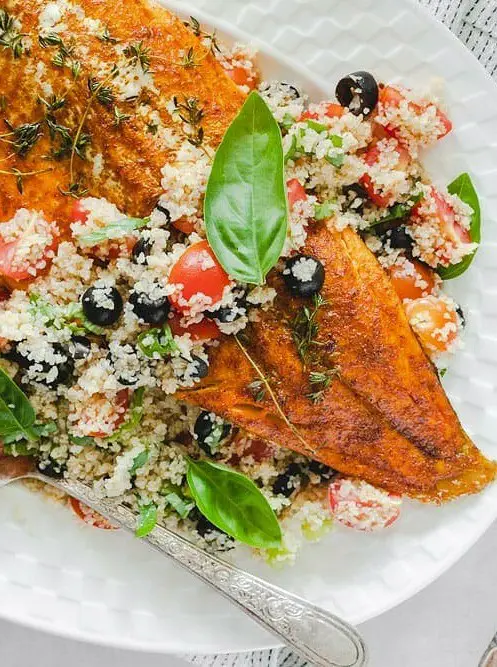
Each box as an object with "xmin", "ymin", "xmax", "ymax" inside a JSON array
[{"xmin": 181, "ymin": 1, "xmax": 497, "ymax": 665}]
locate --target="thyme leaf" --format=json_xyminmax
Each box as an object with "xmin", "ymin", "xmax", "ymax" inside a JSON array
[
  {"xmin": 98, "ymin": 25, "xmax": 118, "ymax": 44},
  {"xmin": 0, "ymin": 9, "xmax": 27, "ymax": 58},
  {"xmin": 172, "ymin": 96, "xmax": 205, "ymax": 149},
  {"xmin": 183, "ymin": 16, "xmax": 221, "ymax": 55},
  {"xmin": 2, "ymin": 120, "xmax": 43, "ymax": 157},
  {"xmin": 113, "ymin": 106, "xmax": 131, "ymax": 127},
  {"xmin": 291, "ymin": 294, "xmax": 329, "ymax": 367},
  {"xmin": 0, "ymin": 167, "xmax": 54, "ymax": 194},
  {"xmin": 306, "ymin": 369, "xmax": 339, "ymax": 404},
  {"xmin": 123, "ymin": 41, "xmax": 151, "ymax": 73},
  {"xmin": 88, "ymin": 77, "xmax": 115, "ymax": 107}
]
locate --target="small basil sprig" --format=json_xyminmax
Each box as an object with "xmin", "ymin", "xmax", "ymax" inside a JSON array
[
  {"xmin": 186, "ymin": 458, "xmax": 282, "ymax": 549},
  {"xmin": 438, "ymin": 173, "xmax": 480, "ymax": 280},
  {"xmin": 205, "ymin": 91, "xmax": 288, "ymax": 284},
  {"xmin": 77, "ymin": 216, "xmax": 150, "ymax": 247},
  {"xmin": 0, "ymin": 368, "xmax": 38, "ymax": 442},
  {"xmin": 370, "ymin": 192, "xmax": 423, "ymax": 228}
]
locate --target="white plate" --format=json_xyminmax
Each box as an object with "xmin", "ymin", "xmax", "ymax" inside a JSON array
[{"xmin": 1, "ymin": 0, "xmax": 497, "ymax": 655}]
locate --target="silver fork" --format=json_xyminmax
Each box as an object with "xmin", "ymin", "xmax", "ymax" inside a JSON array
[{"xmin": 0, "ymin": 457, "xmax": 368, "ymax": 667}]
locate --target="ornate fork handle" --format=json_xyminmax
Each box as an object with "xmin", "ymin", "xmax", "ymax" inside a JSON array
[{"xmin": 33, "ymin": 473, "xmax": 367, "ymax": 667}]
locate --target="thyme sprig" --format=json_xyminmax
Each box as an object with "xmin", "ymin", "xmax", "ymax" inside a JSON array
[
  {"xmin": 113, "ymin": 107, "xmax": 131, "ymax": 127},
  {"xmin": 0, "ymin": 9, "xmax": 27, "ymax": 59},
  {"xmin": 0, "ymin": 167, "xmax": 54, "ymax": 194},
  {"xmin": 38, "ymin": 33, "xmax": 81, "ymax": 79},
  {"xmin": 291, "ymin": 294, "xmax": 329, "ymax": 367},
  {"xmin": 0, "ymin": 120, "xmax": 43, "ymax": 157},
  {"xmin": 123, "ymin": 41, "xmax": 151, "ymax": 73},
  {"xmin": 176, "ymin": 45, "xmax": 210, "ymax": 69},
  {"xmin": 98, "ymin": 25, "xmax": 119, "ymax": 44},
  {"xmin": 235, "ymin": 334, "xmax": 311, "ymax": 452},
  {"xmin": 172, "ymin": 96, "xmax": 205, "ymax": 149},
  {"xmin": 184, "ymin": 16, "xmax": 221, "ymax": 56},
  {"xmin": 88, "ymin": 76, "xmax": 115, "ymax": 106},
  {"xmin": 307, "ymin": 369, "xmax": 339, "ymax": 404}
]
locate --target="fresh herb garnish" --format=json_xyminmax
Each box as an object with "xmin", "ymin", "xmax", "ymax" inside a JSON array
[
  {"xmin": 172, "ymin": 96, "xmax": 205, "ymax": 149},
  {"xmin": 1, "ymin": 120, "xmax": 43, "ymax": 157},
  {"xmin": 438, "ymin": 173, "xmax": 480, "ymax": 280},
  {"xmin": 88, "ymin": 77, "xmax": 115, "ymax": 107},
  {"xmin": 69, "ymin": 434, "xmax": 95, "ymax": 446},
  {"xmin": 307, "ymin": 369, "xmax": 339, "ymax": 403},
  {"xmin": 0, "ymin": 167, "xmax": 54, "ymax": 194},
  {"xmin": 38, "ymin": 33, "xmax": 80, "ymax": 77},
  {"xmin": 77, "ymin": 216, "xmax": 150, "ymax": 246},
  {"xmin": 205, "ymin": 91, "xmax": 288, "ymax": 284},
  {"xmin": 146, "ymin": 121, "xmax": 158, "ymax": 135},
  {"xmin": 123, "ymin": 41, "xmax": 151, "ymax": 73},
  {"xmin": 129, "ymin": 449, "xmax": 148, "ymax": 476},
  {"xmin": 0, "ymin": 368, "xmax": 38, "ymax": 442},
  {"xmin": 2, "ymin": 420, "xmax": 57, "ymax": 446},
  {"xmin": 186, "ymin": 458, "xmax": 282, "ymax": 549},
  {"xmin": 98, "ymin": 25, "xmax": 119, "ymax": 44},
  {"xmin": 161, "ymin": 484, "xmax": 195, "ymax": 519},
  {"xmin": 113, "ymin": 107, "xmax": 131, "ymax": 127},
  {"xmin": 183, "ymin": 16, "xmax": 221, "ymax": 56},
  {"xmin": 0, "ymin": 9, "xmax": 27, "ymax": 58},
  {"xmin": 137, "ymin": 325, "xmax": 179, "ymax": 359},
  {"xmin": 291, "ymin": 294, "xmax": 328, "ymax": 366},
  {"xmin": 135, "ymin": 502, "xmax": 158, "ymax": 537},
  {"xmin": 29, "ymin": 295, "xmax": 105, "ymax": 336},
  {"xmin": 314, "ymin": 200, "xmax": 336, "ymax": 221}
]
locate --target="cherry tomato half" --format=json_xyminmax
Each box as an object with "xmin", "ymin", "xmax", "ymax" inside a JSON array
[
  {"xmin": 0, "ymin": 230, "xmax": 57, "ymax": 284},
  {"xmin": 360, "ymin": 139, "xmax": 410, "ymax": 208},
  {"xmin": 415, "ymin": 187, "xmax": 471, "ymax": 245},
  {"xmin": 404, "ymin": 295, "xmax": 459, "ymax": 355},
  {"xmin": 169, "ymin": 312, "xmax": 221, "ymax": 341},
  {"xmin": 388, "ymin": 259, "xmax": 437, "ymax": 301},
  {"xmin": 379, "ymin": 85, "xmax": 452, "ymax": 140},
  {"xmin": 168, "ymin": 240, "xmax": 230, "ymax": 314},
  {"xmin": 287, "ymin": 178, "xmax": 307, "ymax": 209},
  {"xmin": 77, "ymin": 389, "xmax": 130, "ymax": 438},
  {"xmin": 69, "ymin": 497, "xmax": 118, "ymax": 530}
]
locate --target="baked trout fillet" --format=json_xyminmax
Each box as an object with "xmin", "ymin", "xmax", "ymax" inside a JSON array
[
  {"xmin": 179, "ymin": 221, "xmax": 496, "ymax": 501},
  {"xmin": 0, "ymin": 0, "xmax": 494, "ymax": 500}
]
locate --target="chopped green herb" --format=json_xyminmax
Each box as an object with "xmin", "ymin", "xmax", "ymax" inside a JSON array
[
  {"xmin": 314, "ymin": 200, "xmax": 336, "ymax": 221},
  {"xmin": 0, "ymin": 9, "xmax": 27, "ymax": 58},
  {"xmin": 123, "ymin": 41, "xmax": 151, "ymax": 73},
  {"xmin": 113, "ymin": 107, "xmax": 131, "ymax": 127},
  {"xmin": 135, "ymin": 502, "xmax": 158, "ymax": 537},
  {"xmin": 291, "ymin": 294, "xmax": 329, "ymax": 366},
  {"xmin": 137, "ymin": 325, "xmax": 179, "ymax": 359},
  {"xmin": 306, "ymin": 119, "xmax": 328, "ymax": 133},
  {"xmin": 69, "ymin": 435, "xmax": 95, "ymax": 446},
  {"xmin": 129, "ymin": 449, "xmax": 149, "ymax": 476},
  {"xmin": 77, "ymin": 216, "xmax": 149, "ymax": 246}
]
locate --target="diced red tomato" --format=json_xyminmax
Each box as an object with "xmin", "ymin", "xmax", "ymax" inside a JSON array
[
  {"xmin": 404, "ymin": 295, "xmax": 459, "ymax": 354},
  {"xmin": 414, "ymin": 187, "xmax": 471, "ymax": 246},
  {"xmin": 168, "ymin": 240, "xmax": 230, "ymax": 314},
  {"xmin": 300, "ymin": 103, "xmax": 345, "ymax": 121},
  {"xmin": 0, "ymin": 287, "xmax": 10, "ymax": 302},
  {"xmin": 379, "ymin": 85, "xmax": 452, "ymax": 140},
  {"xmin": 172, "ymin": 216, "xmax": 196, "ymax": 235},
  {"xmin": 77, "ymin": 389, "xmax": 130, "ymax": 439},
  {"xmin": 360, "ymin": 139, "xmax": 410, "ymax": 208},
  {"xmin": 287, "ymin": 178, "xmax": 307, "ymax": 209},
  {"xmin": 0, "ymin": 229, "xmax": 58, "ymax": 284},
  {"xmin": 169, "ymin": 311, "xmax": 221, "ymax": 341},
  {"xmin": 70, "ymin": 199, "xmax": 89, "ymax": 225},
  {"xmin": 329, "ymin": 478, "xmax": 401, "ymax": 531},
  {"xmin": 69, "ymin": 497, "xmax": 118, "ymax": 530},
  {"xmin": 388, "ymin": 259, "xmax": 437, "ymax": 301},
  {"xmin": 242, "ymin": 438, "xmax": 275, "ymax": 462},
  {"xmin": 225, "ymin": 66, "xmax": 258, "ymax": 90}
]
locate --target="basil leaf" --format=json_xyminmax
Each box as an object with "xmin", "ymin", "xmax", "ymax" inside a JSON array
[
  {"xmin": 129, "ymin": 449, "xmax": 148, "ymax": 475},
  {"xmin": 78, "ymin": 216, "xmax": 150, "ymax": 247},
  {"xmin": 137, "ymin": 325, "xmax": 178, "ymax": 359},
  {"xmin": 438, "ymin": 173, "xmax": 481, "ymax": 280},
  {"xmin": 135, "ymin": 502, "xmax": 158, "ymax": 537},
  {"xmin": 284, "ymin": 133, "xmax": 297, "ymax": 163},
  {"xmin": 186, "ymin": 458, "xmax": 282, "ymax": 549},
  {"xmin": 325, "ymin": 153, "xmax": 344, "ymax": 169},
  {"xmin": 0, "ymin": 368, "xmax": 37, "ymax": 441},
  {"xmin": 205, "ymin": 91, "xmax": 288, "ymax": 284}
]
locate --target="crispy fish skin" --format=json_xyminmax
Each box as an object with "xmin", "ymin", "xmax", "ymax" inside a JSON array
[
  {"xmin": 179, "ymin": 223, "xmax": 496, "ymax": 500},
  {"xmin": 0, "ymin": 0, "xmax": 243, "ymax": 221}
]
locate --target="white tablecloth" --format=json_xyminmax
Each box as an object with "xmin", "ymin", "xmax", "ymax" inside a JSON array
[{"xmin": 2, "ymin": 1, "xmax": 496, "ymax": 665}]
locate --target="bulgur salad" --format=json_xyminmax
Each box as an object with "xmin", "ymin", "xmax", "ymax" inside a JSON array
[{"xmin": 0, "ymin": 6, "xmax": 484, "ymax": 564}]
